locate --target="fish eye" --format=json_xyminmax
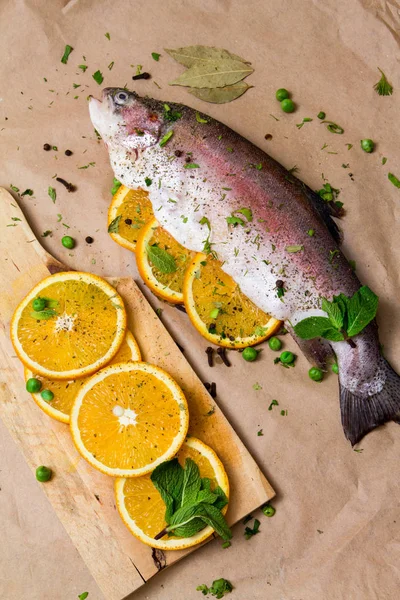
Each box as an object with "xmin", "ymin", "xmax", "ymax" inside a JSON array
[{"xmin": 115, "ymin": 91, "xmax": 129, "ymax": 105}]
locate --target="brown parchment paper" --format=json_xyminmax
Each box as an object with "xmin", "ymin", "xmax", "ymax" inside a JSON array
[{"xmin": 1, "ymin": 1, "xmax": 400, "ymax": 599}]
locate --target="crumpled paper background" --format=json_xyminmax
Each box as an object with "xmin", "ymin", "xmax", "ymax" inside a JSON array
[{"xmin": 1, "ymin": 1, "xmax": 400, "ymax": 599}]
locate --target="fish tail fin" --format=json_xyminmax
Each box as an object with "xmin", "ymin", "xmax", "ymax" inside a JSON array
[{"xmin": 340, "ymin": 357, "xmax": 400, "ymax": 445}]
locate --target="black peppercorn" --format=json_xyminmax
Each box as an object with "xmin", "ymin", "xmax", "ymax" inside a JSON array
[
  {"xmin": 85, "ymin": 236, "xmax": 94, "ymax": 244},
  {"xmin": 43, "ymin": 143, "xmax": 51, "ymax": 151}
]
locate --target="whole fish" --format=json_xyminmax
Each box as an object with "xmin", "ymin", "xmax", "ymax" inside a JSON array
[{"xmin": 89, "ymin": 88, "xmax": 400, "ymax": 445}]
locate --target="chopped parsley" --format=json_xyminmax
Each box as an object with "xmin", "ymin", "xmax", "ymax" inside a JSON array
[
  {"xmin": 159, "ymin": 130, "xmax": 174, "ymax": 147},
  {"xmin": 21, "ymin": 189, "xmax": 34, "ymax": 196},
  {"xmin": 61, "ymin": 45, "xmax": 73, "ymax": 64},
  {"xmin": 183, "ymin": 163, "xmax": 200, "ymax": 169},
  {"xmin": 78, "ymin": 65, "xmax": 88, "ymax": 72},
  {"xmin": 92, "ymin": 70, "xmax": 104, "ymax": 85},
  {"xmin": 163, "ymin": 104, "xmax": 182, "ymax": 122},
  {"xmin": 253, "ymin": 382, "xmax": 262, "ymax": 391},
  {"xmin": 144, "ymin": 177, "xmax": 152, "ymax": 187},
  {"xmin": 244, "ymin": 518, "xmax": 261, "ymax": 539},
  {"xmin": 48, "ymin": 187, "xmax": 56, "ymax": 203},
  {"xmin": 151, "ymin": 52, "xmax": 161, "ymax": 61},
  {"xmin": 388, "ymin": 172, "xmax": 400, "ymax": 188},
  {"xmin": 105, "ymin": 32, "xmax": 110, "ymax": 40},
  {"xmin": 196, "ymin": 112, "xmax": 208, "ymax": 124}
]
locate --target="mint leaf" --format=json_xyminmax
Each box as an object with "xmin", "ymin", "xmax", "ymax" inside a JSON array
[
  {"xmin": 146, "ymin": 244, "xmax": 177, "ymax": 274},
  {"xmin": 212, "ymin": 486, "xmax": 229, "ymax": 511},
  {"xmin": 197, "ymin": 503, "xmax": 232, "ymax": 541},
  {"xmin": 293, "ymin": 316, "xmax": 335, "ymax": 340},
  {"xmin": 108, "ymin": 215, "xmax": 121, "ymax": 234},
  {"xmin": 320, "ymin": 328, "xmax": 345, "ymax": 342},
  {"xmin": 346, "ymin": 286, "xmax": 378, "ymax": 337},
  {"xmin": 151, "ymin": 458, "xmax": 184, "ymax": 522},
  {"xmin": 321, "ymin": 297, "xmax": 344, "ymax": 329},
  {"xmin": 31, "ymin": 309, "xmax": 58, "ymax": 320},
  {"xmin": 180, "ymin": 458, "xmax": 202, "ymax": 507}
]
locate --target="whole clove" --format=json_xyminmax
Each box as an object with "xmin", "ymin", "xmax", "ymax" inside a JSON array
[
  {"xmin": 132, "ymin": 72, "xmax": 151, "ymax": 81},
  {"xmin": 56, "ymin": 177, "xmax": 76, "ymax": 192},
  {"xmin": 217, "ymin": 347, "xmax": 231, "ymax": 367},
  {"xmin": 206, "ymin": 346, "xmax": 214, "ymax": 367}
]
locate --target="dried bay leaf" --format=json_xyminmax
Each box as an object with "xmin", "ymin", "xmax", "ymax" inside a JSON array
[
  {"xmin": 169, "ymin": 59, "xmax": 254, "ymax": 89},
  {"xmin": 189, "ymin": 82, "xmax": 252, "ymax": 103},
  {"xmin": 165, "ymin": 45, "xmax": 251, "ymax": 68}
]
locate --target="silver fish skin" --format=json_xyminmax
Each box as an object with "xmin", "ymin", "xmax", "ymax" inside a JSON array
[{"xmin": 89, "ymin": 88, "xmax": 400, "ymax": 445}]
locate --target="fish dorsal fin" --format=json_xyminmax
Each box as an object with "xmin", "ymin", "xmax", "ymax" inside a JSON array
[{"xmin": 301, "ymin": 184, "xmax": 343, "ymax": 245}]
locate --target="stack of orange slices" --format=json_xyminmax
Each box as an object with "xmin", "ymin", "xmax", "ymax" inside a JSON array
[
  {"xmin": 108, "ymin": 184, "xmax": 281, "ymax": 347},
  {"xmin": 10, "ymin": 269, "xmax": 230, "ymax": 550}
]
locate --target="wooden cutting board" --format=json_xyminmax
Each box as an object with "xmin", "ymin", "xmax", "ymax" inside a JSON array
[{"xmin": 0, "ymin": 187, "xmax": 274, "ymax": 600}]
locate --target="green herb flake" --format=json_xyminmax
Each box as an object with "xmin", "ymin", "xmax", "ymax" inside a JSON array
[
  {"xmin": 373, "ymin": 68, "xmax": 393, "ymax": 96},
  {"xmin": 388, "ymin": 172, "xmax": 400, "ymax": 188},
  {"xmin": 78, "ymin": 593, "xmax": 89, "ymax": 600},
  {"xmin": 61, "ymin": 45, "xmax": 73, "ymax": 64},
  {"xmin": 57, "ymin": 214, "xmax": 62, "ymax": 222},
  {"xmin": 221, "ymin": 541, "xmax": 231, "ymax": 549},
  {"xmin": 10, "ymin": 184, "xmax": 19, "ymax": 193},
  {"xmin": 346, "ymin": 143, "xmax": 353, "ymax": 150},
  {"xmin": 257, "ymin": 429, "xmax": 264, "ymax": 436},
  {"xmin": 73, "ymin": 83, "xmax": 81, "ymax": 89},
  {"xmin": 78, "ymin": 65, "xmax": 88, "ymax": 72},
  {"xmin": 196, "ymin": 578, "xmax": 233, "ymax": 599},
  {"xmin": 196, "ymin": 112, "xmax": 208, "ymax": 124},
  {"xmin": 48, "ymin": 187, "xmax": 56, "ymax": 203},
  {"xmin": 253, "ymin": 382, "xmax": 262, "ymax": 391},
  {"xmin": 296, "ymin": 117, "xmax": 313, "ymax": 129},
  {"xmin": 78, "ymin": 162, "xmax": 96, "ymax": 169},
  {"xmin": 108, "ymin": 215, "xmax": 121, "ymax": 234},
  {"xmin": 21, "ymin": 189, "xmax": 34, "ymax": 196},
  {"xmin": 307, "ymin": 229, "xmax": 315, "ymax": 237},
  {"xmin": 92, "ymin": 70, "xmax": 104, "ymax": 85},
  {"xmin": 321, "ymin": 120, "xmax": 344, "ymax": 134},
  {"xmin": 280, "ymin": 409, "xmax": 288, "ymax": 416},
  {"xmin": 152, "ymin": 52, "xmax": 161, "ymax": 61},
  {"xmin": 382, "ymin": 157, "xmax": 387, "ymax": 165},
  {"xmin": 285, "ymin": 245, "xmax": 303, "ymax": 253},
  {"xmin": 268, "ymin": 399, "xmax": 279, "ymax": 411},
  {"xmin": 183, "ymin": 162, "xmax": 200, "ymax": 169},
  {"xmin": 244, "ymin": 518, "xmax": 261, "ymax": 540},
  {"xmin": 105, "ymin": 32, "xmax": 110, "ymax": 40},
  {"xmin": 236, "ymin": 207, "xmax": 252, "ymax": 222},
  {"xmin": 159, "ymin": 130, "xmax": 174, "ymax": 147},
  {"xmin": 136, "ymin": 64, "xmax": 142, "ymax": 75},
  {"xmin": 145, "ymin": 177, "xmax": 152, "ymax": 187},
  {"xmin": 108, "ymin": 61, "xmax": 114, "ymax": 71}
]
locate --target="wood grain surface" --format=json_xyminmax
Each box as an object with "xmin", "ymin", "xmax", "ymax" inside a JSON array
[{"xmin": 0, "ymin": 187, "xmax": 274, "ymax": 600}]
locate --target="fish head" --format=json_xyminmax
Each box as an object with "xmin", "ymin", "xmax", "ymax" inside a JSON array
[{"xmin": 89, "ymin": 88, "xmax": 164, "ymax": 153}]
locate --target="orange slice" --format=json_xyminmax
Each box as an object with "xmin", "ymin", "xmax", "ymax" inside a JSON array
[
  {"xmin": 24, "ymin": 330, "xmax": 141, "ymax": 424},
  {"xmin": 108, "ymin": 185, "xmax": 154, "ymax": 252},
  {"xmin": 115, "ymin": 437, "xmax": 229, "ymax": 550},
  {"xmin": 70, "ymin": 362, "xmax": 189, "ymax": 477},
  {"xmin": 183, "ymin": 253, "xmax": 281, "ymax": 348},
  {"xmin": 136, "ymin": 218, "xmax": 196, "ymax": 304},
  {"xmin": 11, "ymin": 272, "xmax": 127, "ymax": 379}
]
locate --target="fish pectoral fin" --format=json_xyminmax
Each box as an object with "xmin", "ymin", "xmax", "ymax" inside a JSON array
[
  {"xmin": 301, "ymin": 185, "xmax": 343, "ymax": 245},
  {"xmin": 340, "ymin": 357, "xmax": 400, "ymax": 445},
  {"xmin": 286, "ymin": 323, "xmax": 333, "ymax": 369}
]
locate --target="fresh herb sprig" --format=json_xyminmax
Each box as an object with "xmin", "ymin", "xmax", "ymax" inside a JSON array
[
  {"xmin": 151, "ymin": 458, "xmax": 232, "ymax": 541},
  {"xmin": 373, "ymin": 68, "xmax": 393, "ymax": 96},
  {"xmin": 197, "ymin": 579, "xmax": 233, "ymax": 598},
  {"xmin": 293, "ymin": 286, "xmax": 378, "ymax": 342}
]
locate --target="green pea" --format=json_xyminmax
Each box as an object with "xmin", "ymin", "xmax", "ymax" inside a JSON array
[
  {"xmin": 309, "ymin": 367, "xmax": 324, "ymax": 382},
  {"xmin": 268, "ymin": 337, "xmax": 282, "ymax": 351},
  {"xmin": 41, "ymin": 389, "xmax": 54, "ymax": 402},
  {"xmin": 61, "ymin": 235, "xmax": 76, "ymax": 249},
  {"xmin": 262, "ymin": 504, "xmax": 276, "ymax": 517},
  {"xmin": 36, "ymin": 465, "xmax": 52, "ymax": 482},
  {"xmin": 280, "ymin": 350, "xmax": 295, "ymax": 364},
  {"xmin": 332, "ymin": 363, "xmax": 339, "ymax": 374},
  {"xmin": 280, "ymin": 99, "xmax": 295, "ymax": 113},
  {"xmin": 360, "ymin": 139, "xmax": 374, "ymax": 153},
  {"xmin": 275, "ymin": 88, "xmax": 289, "ymax": 102},
  {"xmin": 242, "ymin": 347, "xmax": 259, "ymax": 362},
  {"xmin": 26, "ymin": 378, "xmax": 42, "ymax": 393},
  {"xmin": 32, "ymin": 297, "xmax": 47, "ymax": 311}
]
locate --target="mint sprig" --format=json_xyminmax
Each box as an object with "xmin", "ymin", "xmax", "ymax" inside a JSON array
[
  {"xmin": 146, "ymin": 244, "xmax": 177, "ymax": 274},
  {"xmin": 151, "ymin": 458, "xmax": 232, "ymax": 541},
  {"xmin": 293, "ymin": 286, "xmax": 378, "ymax": 342}
]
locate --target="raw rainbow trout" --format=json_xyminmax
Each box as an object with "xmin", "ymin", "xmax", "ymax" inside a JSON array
[{"xmin": 89, "ymin": 88, "xmax": 400, "ymax": 445}]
